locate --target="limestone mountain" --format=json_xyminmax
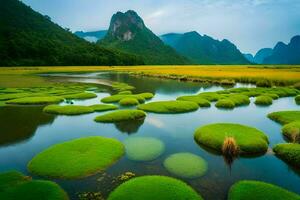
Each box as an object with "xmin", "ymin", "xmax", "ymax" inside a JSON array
[
  {"xmin": 99, "ymin": 10, "xmax": 189, "ymax": 65},
  {"xmin": 160, "ymin": 31, "xmax": 249, "ymax": 64}
]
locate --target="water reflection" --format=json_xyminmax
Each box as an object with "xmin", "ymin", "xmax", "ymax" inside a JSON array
[{"xmin": 114, "ymin": 118, "xmax": 145, "ymax": 134}]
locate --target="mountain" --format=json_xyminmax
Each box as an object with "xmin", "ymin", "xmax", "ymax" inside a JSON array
[
  {"xmin": 243, "ymin": 53, "xmax": 255, "ymax": 63},
  {"xmin": 160, "ymin": 31, "xmax": 249, "ymax": 64},
  {"xmin": 262, "ymin": 36, "xmax": 300, "ymax": 64},
  {"xmin": 253, "ymin": 48, "xmax": 273, "ymax": 64},
  {"xmin": 0, "ymin": 0, "xmax": 143, "ymax": 66},
  {"xmin": 74, "ymin": 30, "xmax": 107, "ymax": 42},
  {"xmin": 99, "ymin": 10, "xmax": 189, "ymax": 65}
]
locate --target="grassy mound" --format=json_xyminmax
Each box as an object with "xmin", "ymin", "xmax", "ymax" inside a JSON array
[
  {"xmin": 107, "ymin": 175, "xmax": 203, "ymax": 200},
  {"xmin": 268, "ymin": 111, "xmax": 300, "ymax": 124},
  {"xmin": 177, "ymin": 96, "xmax": 211, "ymax": 107},
  {"xmin": 228, "ymin": 94, "xmax": 250, "ymax": 106},
  {"xmin": 101, "ymin": 94, "xmax": 145, "ymax": 104},
  {"xmin": 0, "ymin": 171, "xmax": 68, "ymax": 200},
  {"xmin": 111, "ymin": 82, "xmax": 135, "ymax": 92},
  {"xmin": 139, "ymin": 93, "xmax": 154, "ymax": 99},
  {"xmin": 124, "ymin": 137, "xmax": 165, "ymax": 161},
  {"xmin": 197, "ymin": 92, "xmax": 223, "ymax": 102},
  {"xmin": 163, "ymin": 152, "xmax": 208, "ymax": 178},
  {"xmin": 28, "ymin": 136, "xmax": 124, "ymax": 179},
  {"xmin": 89, "ymin": 104, "xmax": 118, "ymax": 112},
  {"xmin": 194, "ymin": 123, "xmax": 269, "ymax": 155},
  {"xmin": 43, "ymin": 105, "xmax": 94, "ymax": 115},
  {"xmin": 94, "ymin": 110, "xmax": 146, "ymax": 123},
  {"xmin": 118, "ymin": 91, "xmax": 132, "ymax": 95},
  {"xmin": 119, "ymin": 98, "xmax": 139, "ymax": 106},
  {"xmin": 62, "ymin": 92, "xmax": 97, "ymax": 100},
  {"xmin": 6, "ymin": 96, "xmax": 63, "ymax": 105},
  {"xmin": 137, "ymin": 100, "xmax": 199, "ymax": 113},
  {"xmin": 0, "ymin": 93, "xmax": 32, "ymax": 101},
  {"xmin": 228, "ymin": 180, "xmax": 300, "ymax": 200},
  {"xmin": 273, "ymin": 143, "xmax": 300, "ymax": 167},
  {"xmin": 255, "ymin": 96, "xmax": 273, "ymax": 106},
  {"xmin": 295, "ymin": 95, "xmax": 300, "ymax": 105},
  {"xmin": 215, "ymin": 99, "xmax": 235, "ymax": 109},
  {"xmin": 282, "ymin": 121, "xmax": 300, "ymax": 142}
]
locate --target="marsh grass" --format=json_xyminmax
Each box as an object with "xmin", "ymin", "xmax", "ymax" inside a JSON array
[
  {"xmin": 255, "ymin": 96, "xmax": 273, "ymax": 106},
  {"xmin": 282, "ymin": 121, "xmax": 300, "ymax": 143},
  {"xmin": 137, "ymin": 100, "xmax": 199, "ymax": 113},
  {"xmin": 6, "ymin": 96, "xmax": 64, "ymax": 105},
  {"xmin": 215, "ymin": 99, "xmax": 235, "ymax": 109},
  {"xmin": 273, "ymin": 143, "xmax": 300, "ymax": 167},
  {"xmin": 176, "ymin": 96, "xmax": 211, "ymax": 107},
  {"xmin": 43, "ymin": 105, "xmax": 94, "ymax": 115},
  {"xmin": 222, "ymin": 137, "xmax": 239, "ymax": 157},
  {"xmin": 268, "ymin": 111, "xmax": 300, "ymax": 124},
  {"xmin": 119, "ymin": 97, "xmax": 139, "ymax": 106},
  {"xmin": 94, "ymin": 110, "xmax": 146, "ymax": 123}
]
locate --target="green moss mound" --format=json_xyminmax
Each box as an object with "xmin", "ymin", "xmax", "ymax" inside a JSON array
[
  {"xmin": 62, "ymin": 92, "xmax": 97, "ymax": 100},
  {"xmin": 119, "ymin": 98, "xmax": 139, "ymax": 106},
  {"xmin": 6, "ymin": 96, "xmax": 63, "ymax": 105},
  {"xmin": 28, "ymin": 136, "xmax": 124, "ymax": 179},
  {"xmin": 107, "ymin": 175, "xmax": 203, "ymax": 200},
  {"xmin": 194, "ymin": 123, "xmax": 269, "ymax": 155},
  {"xmin": 0, "ymin": 171, "xmax": 68, "ymax": 200},
  {"xmin": 43, "ymin": 105, "xmax": 94, "ymax": 115},
  {"xmin": 255, "ymin": 95, "xmax": 273, "ymax": 106},
  {"xmin": 273, "ymin": 143, "xmax": 300, "ymax": 167},
  {"xmin": 295, "ymin": 95, "xmax": 300, "ymax": 105},
  {"xmin": 137, "ymin": 100, "xmax": 199, "ymax": 113},
  {"xmin": 177, "ymin": 96, "xmax": 211, "ymax": 107},
  {"xmin": 101, "ymin": 94, "xmax": 145, "ymax": 104},
  {"xmin": 163, "ymin": 153, "xmax": 208, "ymax": 178},
  {"xmin": 94, "ymin": 110, "xmax": 146, "ymax": 123},
  {"xmin": 0, "ymin": 93, "xmax": 32, "ymax": 101},
  {"xmin": 118, "ymin": 91, "xmax": 132, "ymax": 95},
  {"xmin": 111, "ymin": 82, "xmax": 135, "ymax": 92},
  {"xmin": 89, "ymin": 104, "xmax": 118, "ymax": 112},
  {"xmin": 197, "ymin": 92, "xmax": 223, "ymax": 102},
  {"xmin": 139, "ymin": 93, "xmax": 154, "ymax": 99},
  {"xmin": 228, "ymin": 180, "xmax": 300, "ymax": 200},
  {"xmin": 268, "ymin": 111, "xmax": 300, "ymax": 124},
  {"xmin": 282, "ymin": 121, "xmax": 300, "ymax": 142},
  {"xmin": 215, "ymin": 99, "xmax": 235, "ymax": 109},
  {"xmin": 227, "ymin": 94, "xmax": 250, "ymax": 106},
  {"xmin": 124, "ymin": 137, "xmax": 165, "ymax": 161}
]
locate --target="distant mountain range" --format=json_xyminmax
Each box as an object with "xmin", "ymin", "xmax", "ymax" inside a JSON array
[
  {"xmin": 244, "ymin": 36, "xmax": 300, "ymax": 64},
  {"xmin": 74, "ymin": 30, "xmax": 107, "ymax": 43},
  {"xmin": 98, "ymin": 10, "xmax": 189, "ymax": 65},
  {"xmin": 0, "ymin": 0, "xmax": 142, "ymax": 66}
]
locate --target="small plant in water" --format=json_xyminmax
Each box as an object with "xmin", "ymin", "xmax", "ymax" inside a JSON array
[{"xmin": 222, "ymin": 137, "xmax": 239, "ymax": 157}]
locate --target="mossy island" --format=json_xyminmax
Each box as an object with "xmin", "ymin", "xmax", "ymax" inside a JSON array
[
  {"xmin": 119, "ymin": 97, "xmax": 139, "ymax": 106},
  {"xmin": 273, "ymin": 143, "xmax": 300, "ymax": 167},
  {"xmin": 228, "ymin": 180, "xmax": 300, "ymax": 200},
  {"xmin": 101, "ymin": 92, "xmax": 154, "ymax": 104},
  {"xmin": 89, "ymin": 104, "xmax": 118, "ymax": 112},
  {"xmin": 176, "ymin": 95, "xmax": 211, "ymax": 107},
  {"xmin": 295, "ymin": 95, "xmax": 300, "ymax": 105},
  {"xmin": 215, "ymin": 99, "xmax": 235, "ymax": 109},
  {"xmin": 107, "ymin": 175, "xmax": 203, "ymax": 200},
  {"xmin": 0, "ymin": 171, "xmax": 68, "ymax": 200},
  {"xmin": 282, "ymin": 121, "xmax": 300, "ymax": 142},
  {"xmin": 163, "ymin": 152, "xmax": 208, "ymax": 178},
  {"xmin": 194, "ymin": 123, "xmax": 269, "ymax": 155},
  {"xmin": 268, "ymin": 111, "xmax": 300, "ymax": 125},
  {"xmin": 62, "ymin": 92, "xmax": 97, "ymax": 100},
  {"xmin": 137, "ymin": 100, "xmax": 199, "ymax": 113},
  {"xmin": 28, "ymin": 136, "xmax": 124, "ymax": 179},
  {"xmin": 43, "ymin": 105, "xmax": 94, "ymax": 115},
  {"xmin": 255, "ymin": 95, "xmax": 273, "ymax": 106},
  {"xmin": 94, "ymin": 110, "xmax": 146, "ymax": 123},
  {"xmin": 124, "ymin": 137, "xmax": 165, "ymax": 161},
  {"xmin": 6, "ymin": 96, "xmax": 64, "ymax": 105}
]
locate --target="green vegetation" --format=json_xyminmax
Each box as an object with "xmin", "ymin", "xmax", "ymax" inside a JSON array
[
  {"xmin": 89, "ymin": 104, "xmax": 118, "ymax": 112},
  {"xmin": 268, "ymin": 111, "xmax": 300, "ymax": 124},
  {"xmin": 101, "ymin": 94, "xmax": 146, "ymax": 103},
  {"xmin": 0, "ymin": 0, "xmax": 143, "ymax": 66},
  {"xmin": 43, "ymin": 105, "xmax": 94, "ymax": 115},
  {"xmin": 118, "ymin": 91, "xmax": 132, "ymax": 95},
  {"xmin": 0, "ymin": 171, "xmax": 68, "ymax": 200},
  {"xmin": 227, "ymin": 94, "xmax": 250, "ymax": 106},
  {"xmin": 6, "ymin": 96, "xmax": 63, "ymax": 105},
  {"xmin": 163, "ymin": 152, "xmax": 208, "ymax": 178},
  {"xmin": 107, "ymin": 175, "xmax": 203, "ymax": 200},
  {"xmin": 197, "ymin": 92, "xmax": 224, "ymax": 102},
  {"xmin": 282, "ymin": 121, "xmax": 300, "ymax": 142},
  {"xmin": 119, "ymin": 98, "xmax": 139, "ymax": 106},
  {"xmin": 194, "ymin": 123, "xmax": 269, "ymax": 155},
  {"xmin": 62, "ymin": 92, "xmax": 97, "ymax": 100},
  {"xmin": 0, "ymin": 93, "xmax": 32, "ymax": 101},
  {"xmin": 295, "ymin": 95, "xmax": 300, "ymax": 105},
  {"xmin": 28, "ymin": 136, "xmax": 124, "ymax": 179},
  {"xmin": 215, "ymin": 99, "xmax": 235, "ymax": 109},
  {"xmin": 137, "ymin": 100, "xmax": 199, "ymax": 113},
  {"xmin": 111, "ymin": 82, "xmax": 135, "ymax": 92},
  {"xmin": 139, "ymin": 93, "xmax": 155, "ymax": 99},
  {"xmin": 273, "ymin": 143, "xmax": 300, "ymax": 167},
  {"xmin": 255, "ymin": 95, "xmax": 273, "ymax": 106},
  {"xmin": 124, "ymin": 137, "xmax": 165, "ymax": 161},
  {"xmin": 176, "ymin": 96, "xmax": 211, "ymax": 107},
  {"xmin": 228, "ymin": 180, "xmax": 300, "ymax": 200},
  {"xmin": 94, "ymin": 110, "xmax": 146, "ymax": 123}
]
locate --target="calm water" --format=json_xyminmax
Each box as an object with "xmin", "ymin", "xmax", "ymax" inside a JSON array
[{"xmin": 0, "ymin": 72, "xmax": 299, "ymax": 200}]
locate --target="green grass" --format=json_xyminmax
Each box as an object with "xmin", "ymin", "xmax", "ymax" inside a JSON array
[
  {"xmin": 94, "ymin": 110, "xmax": 146, "ymax": 123},
  {"xmin": 255, "ymin": 96, "xmax": 273, "ymax": 106},
  {"xmin": 295, "ymin": 95, "xmax": 300, "ymax": 105},
  {"xmin": 118, "ymin": 91, "xmax": 132, "ymax": 95},
  {"xmin": 101, "ymin": 94, "xmax": 145, "ymax": 103},
  {"xmin": 119, "ymin": 97, "xmax": 139, "ymax": 106},
  {"xmin": 163, "ymin": 152, "xmax": 208, "ymax": 178},
  {"xmin": 124, "ymin": 137, "xmax": 165, "ymax": 161},
  {"xmin": 197, "ymin": 92, "xmax": 224, "ymax": 102},
  {"xmin": 0, "ymin": 93, "xmax": 33, "ymax": 101},
  {"xmin": 176, "ymin": 96, "xmax": 211, "ymax": 107},
  {"xmin": 228, "ymin": 180, "xmax": 300, "ymax": 200},
  {"xmin": 227, "ymin": 94, "xmax": 250, "ymax": 106},
  {"xmin": 89, "ymin": 104, "xmax": 118, "ymax": 112},
  {"xmin": 273, "ymin": 143, "xmax": 300, "ymax": 167},
  {"xmin": 111, "ymin": 82, "xmax": 135, "ymax": 92},
  {"xmin": 194, "ymin": 123, "xmax": 269, "ymax": 155},
  {"xmin": 215, "ymin": 99, "xmax": 235, "ymax": 109},
  {"xmin": 28, "ymin": 136, "xmax": 124, "ymax": 179},
  {"xmin": 61, "ymin": 92, "xmax": 97, "ymax": 100},
  {"xmin": 107, "ymin": 175, "xmax": 203, "ymax": 200},
  {"xmin": 0, "ymin": 171, "xmax": 68, "ymax": 200},
  {"xmin": 282, "ymin": 121, "xmax": 300, "ymax": 142},
  {"xmin": 138, "ymin": 92, "xmax": 154, "ymax": 99},
  {"xmin": 6, "ymin": 96, "xmax": 64, "ymax": 105},
  {"xmin": 43, "ymin": 105, "xmax": 94, "ymax": 115},
  {"xmin": 137, "ymin": 100, "xmax": 199, "ymax": 113},
  {"xmin": 268, "ymin": 111, "xmax": 300, "ymax": 124}
]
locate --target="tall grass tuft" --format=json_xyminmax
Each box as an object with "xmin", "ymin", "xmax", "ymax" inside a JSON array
[{"xmin": 222, "ymin": 137, "xmax": 239, "ymax": 157}]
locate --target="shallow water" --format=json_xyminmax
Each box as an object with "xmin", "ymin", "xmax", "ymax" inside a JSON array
[{"xmin": 0, "ymin": 72, "xmax": 299, "ymax": 200}]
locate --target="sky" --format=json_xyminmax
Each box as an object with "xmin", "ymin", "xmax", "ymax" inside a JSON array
[{"xmin": 22, "ymin": 0, "xmax": 300, "ymax": 54}]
